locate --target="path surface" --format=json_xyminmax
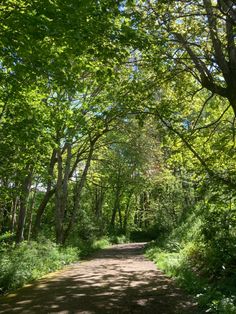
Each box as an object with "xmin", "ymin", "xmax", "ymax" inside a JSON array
[{"xmin": 0, "ymin": 243, "xmax": 199, "ymax": 314}]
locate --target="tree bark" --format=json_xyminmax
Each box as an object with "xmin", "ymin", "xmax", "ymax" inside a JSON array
[
  {"xmin": 27, "ymin": 183, "xmax": 38, "ymax": 241},
  {"xmin": 55, "ymin": 143, "xmax": 72, "ymax": 244},
  {"xmin": 10, "ymin": 196, "xmax": 19, "ymax": 233},
  {"xmin": 124, "ymin": 191, "xmax": 133, "ymax": 234},
  {"xmin": 15, "ymin": 167, "xmax": 33, "ymax": 243},
  {"xmin": 62, "ymin": 142, "xmax": 95, "ymax": 244},
  {"xmin": 110, "ymin": 183, "xmax": 121, "ymax": 230},
  {"xmin": 33, "ymin": 188, "xmax": 56, "ymax": 238},
  {"xmin": 32, "ymin": 149, "xmax": 57, "ymax": 238}
]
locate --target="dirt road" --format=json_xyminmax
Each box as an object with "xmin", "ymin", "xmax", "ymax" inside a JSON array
[{"xmin": 0, "ymin": 243, "xmax": 199, "ymax": 314}]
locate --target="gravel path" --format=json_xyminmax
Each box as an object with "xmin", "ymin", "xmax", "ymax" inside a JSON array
[{"xmin": 0, "ymin": 243, "xmax": 199, "ymax": 314}]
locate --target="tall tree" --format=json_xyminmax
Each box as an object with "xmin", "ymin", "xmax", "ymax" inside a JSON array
[{"xmin": 131, "ymin": 0, "xmax": 236, "ymax": 114}]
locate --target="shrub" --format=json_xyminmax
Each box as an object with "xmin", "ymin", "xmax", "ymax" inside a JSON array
[
  {"xmin": 145, "ymin": 206, "xmax": 236, "ymax": 314},
  {"xmin": 110, "ymin": 234, "xmax": 129, "ymax": 244},
  {"xmin": 0, "ymin": 240, "xmax": 79, "ymax": 294}
]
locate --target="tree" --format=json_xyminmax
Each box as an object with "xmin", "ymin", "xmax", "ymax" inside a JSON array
[
  {"xmin": 131, "ymin": 0, "xmax": 236, "ymax": 114},
  {"xmin": 0, "ymin": 0, "xmax": 134, "ymax": 243}
]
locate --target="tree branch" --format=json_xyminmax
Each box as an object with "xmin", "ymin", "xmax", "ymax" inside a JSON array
[{"xmin": 192, "ymin": 92, "xmax": 215, "ymax": 130}]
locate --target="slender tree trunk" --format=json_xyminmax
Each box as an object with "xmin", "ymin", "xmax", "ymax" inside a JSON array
[
  {"xmin": 110, "ymin": 184, "xmax": 121, "ymax": 230},
  {"xmin": 134, "ymin": 195, "xmax": 139, "ymax": 226},
  {"xmin": 15, "ymin": 167, "xmax": 33, "ymax": 243},
  {"xmin": 33, "ymin": 188, "xmax": 56, "ymax": 238},
  {"xmin": 55, "ymin": 143, "xmax": 72, "ymax": 244},
  {"xmin": 32, "ymin": 149, "xmax": 57, "ymax": 238},
  {"xmin": 118, "ymin": 205, "xmax": 122, "ymax": 230},
  {"xmin": 0, "ymin": 179, "xmax": 10, "ymax": 232},
  {"xmin": 124, "ymin": 191, "xmax": 134, "ymax": 233},
  {"xmin": 2, "ymin": 202, "xmax": 11, "ymax": 233},
  {"xmin": 27, "ymin": 183, "xmax": 38, "ymax": 241},
  {"xmin": 62, "ymin": 142, "xmax": 94, "ymax": 244},
  {"xmin": 10, "ymin": 196, "xmax": 19, "ymax": 233},
  {"xmin": 139, "ymin": 193, "xmax": 144, "ymax": 228},
  {"xmin": 144, "ymin": 192, "xmax": 150, "ymax": 228},
  {"xmin": 55, "ymin": 148, "xmax": 64, "ymax": 244}
]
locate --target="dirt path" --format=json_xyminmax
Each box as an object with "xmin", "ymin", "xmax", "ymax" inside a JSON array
[{"xmin": 0, "ymin": 243, "xmax": 199, "ymax": 314}]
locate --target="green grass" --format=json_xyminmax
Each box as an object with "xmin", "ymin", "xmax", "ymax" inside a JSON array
[
  {"xmin": 77, "ymin": 236, "xmax": 111, "ymax": 258},
  {"xmin": 0, "ymin": 236, "xmax": 110, "ymax": 295},
  {"xmin": 0, "ymin": 240, "xmax": 78, "ymax": 294},
  {"xmin": 146, "ymin": 241, "xmax": 236, "ymax": 313},
  {"xmin": 145, "ymin": 211, "xmax": 236, "ymax": 313},
  {"xmin": 110, "ymin": 234, "xmax": 129, "ymax": 244}
]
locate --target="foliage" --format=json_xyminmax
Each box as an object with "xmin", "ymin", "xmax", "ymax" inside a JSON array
[
  {"xmin": 0, "ymin": 236, "xmax": 111, "ymax": 294},
  {"xmin": 0, "ymin": 1, "xmax": 236, "ymax": 307},
  {"xmin": 109, "ymin": 234, "xmax": 129, "ymax": 244},
  {"xmin": 75, "ymin": 237, "xmax": 111, "ymax": 258},
  {"xmin": 145, "ymin": 204, "xmax": 236, "ymax": 313},
  {"xmin": 0, "ymin": 239, "xmax": 79, "ymax": 294}
]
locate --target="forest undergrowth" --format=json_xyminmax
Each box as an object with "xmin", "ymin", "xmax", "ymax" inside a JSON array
[
  {"xmin": 0, "ymin": 235, "xmax": 111, "ymax": 295},
  {"xmin": 145, "ymin": 206, "xmax": 236, "ymax": 314}
]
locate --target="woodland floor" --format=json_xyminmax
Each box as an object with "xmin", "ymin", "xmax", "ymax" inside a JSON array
[{"xmin": 0, "ymin": 243, "xmax": 200, "ymax": 314}]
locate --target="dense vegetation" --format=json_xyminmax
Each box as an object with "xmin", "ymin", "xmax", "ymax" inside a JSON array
[{"xmin": 0, "ymin": 1, "xmax": 236, "ymax": 312}]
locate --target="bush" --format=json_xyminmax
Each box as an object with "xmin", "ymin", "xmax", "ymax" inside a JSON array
[
  {"xmin": 201, "ymin": 207, "xmax": 236, "ymax": 277},
  {"xmin": 75, "ymin": 236, "xmax": 110, "ymax": 258},
  {"xmin": 110, "ymin": 234, "xmax": 129, "ymax": 244},
  {"xmin": 145, "ymin": 206, "xmax": 236, "ymax": 314},
  {"xmin": 0, "ymin": 239, "xmax": 79, "ymax": 294},
  {"xmin": 92, "ymin": 237, "xmax": 110, "ymax": 249},
  {"xmin": 0, "ymin": 235, "xmax": 111, "ymax": 294}
]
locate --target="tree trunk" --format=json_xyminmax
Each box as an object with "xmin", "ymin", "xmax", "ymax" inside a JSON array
[
  {"xmin": 138, "ymin": 193, "xmax": 144, "ymax": 228},
  {"xmin": 118, "ymin": 205, "xmax": 122, "ymax": 230},
  {"xmin": 62, "ymin": 142, "xmax": 94, "ymax": 244},
  {"xmin": 134, "ymin": 195, "xmax": 139, "ymax": 226},
  {"xmin": 55, "ymin": 143, "xmax": 72, "ymax": 244},
  {"xmin": 32, "ymin": 149, "xmax": 57, "ymax": 238},
  {"xmin": 32, "ymin": 188, "xmax": 56, "ymax": 238},
  {"xmin": 110, "ymin": 184, "xmax": 121, "ymax": 230},
  {"xmin": 27, "ymin": 183, "xmax": 38, "ymax": 241},
  {"xmin": 10, "ymin": 196, "xmax": 19, "ymax": 233},
  {"xmin": 15, "ymin": 167, "xmax": 33, "ymax": 243},
  {"xmin": 124, "ymin": 192, "xmax": 133, "ymax": 234}
]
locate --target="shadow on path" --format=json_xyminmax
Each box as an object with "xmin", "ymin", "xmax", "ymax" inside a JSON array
[{"xmin": 0, "ymin": 243, "xmax": 200, "ymax": 314}]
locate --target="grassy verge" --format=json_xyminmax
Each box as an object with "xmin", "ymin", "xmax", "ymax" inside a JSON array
[
  {"xmin": 145, "ymin": 215, "xmax": 236, "ymax": 313},
  {"xmin": 0, "ymin": 236, "xmax": 110, "ymax": 295},
  {"xmin": 146, "ymin": 241, "xmax": 236, "ymax": 313}
]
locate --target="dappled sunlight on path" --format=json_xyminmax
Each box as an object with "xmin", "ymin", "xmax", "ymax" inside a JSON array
[{"xmin": 0, "ymin": 243, "xmax": 199, "ymax": 314}]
